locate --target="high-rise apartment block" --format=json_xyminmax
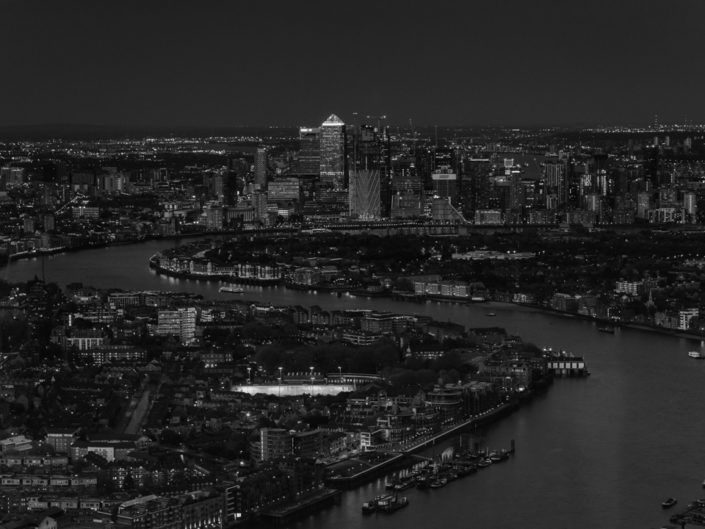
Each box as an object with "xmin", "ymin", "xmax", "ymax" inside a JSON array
[{"xmin": 157, "ymin": 307, "xmax": 197, "ymax": 344}]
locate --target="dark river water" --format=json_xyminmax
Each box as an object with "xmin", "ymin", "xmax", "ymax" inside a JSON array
[{"xmin": 4, "ymin": 239, "xmax": 705, "ymax": 529}]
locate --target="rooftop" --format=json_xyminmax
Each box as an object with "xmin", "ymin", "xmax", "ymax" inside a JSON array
[{"xmin": 321, "ymin": 114, "xmax": 344, "ymax": 126}]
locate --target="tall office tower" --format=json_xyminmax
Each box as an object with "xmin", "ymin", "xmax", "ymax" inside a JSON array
[
  {"xmin": 320, "ymin": 114, "xmax": 346, "ymax": 190},
  {"xmin": 390, "ymin": 193, "xmax": 422, "ymax": 218},
  {"xmin": 254, "ymin": 147, "xmax": 268, "ymax": 188},
  {"xmin": 508, "ymin": 172, "xmax": 525, "ymax": 213},
  {"xmin": 431, "ymin": 166, "xmax": 458, "ymax": 205},
  {"xmin": 413, "ymin": 148, "xmax": 434, "ymax": 189},
  {"xmin": 544, "ymin": 160, "xmax": 566, "ymax": 206},
  {"xmin": 683, "ymin": 191, "xmax": 697, "ymax": 222},
  {"xmin": 433, "ymin": 147, "xmax": 456, "ymax": 171},
  {"xmin": 212, "ymin": 173, "xmax": 224, "ymax": 198},
  {"xmin": 460, "ymin": 156, "xmax": 492, "ymax": 218},
  {"xmin": 252, "ymin": 190, "xmax": 268, "ymax": 223},
  {"xmin": 391, "ymin": 165, "xmax": 422, "ymax": 194},
  {"xmin": 389, "ymin": 158, "xmax": 422, "ymax": 219},
  {"xmin": 523, "ymin": 178, "xmax": 542, "ymax": 210},
  {"xmin": 349, "ymin": 123, "xmax": 392, "ymax": 216},
  {"xmin": 354, "ymin": 124, "xmax": 391, "ymax": 169},
  {"xmin": 349, "ymin": 169, "xmax": 381, "ymax": 220},
  {"xmin": 151, "ymin": 167, "xmax": 169, "ymax": 187},
  {"xmin": 297, "ymin": 127, "xmax": 321, "ymax": 175}
]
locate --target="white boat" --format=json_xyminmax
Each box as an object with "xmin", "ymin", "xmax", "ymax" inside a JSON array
[
  {"xmin": 688, "ymin": 351, "xmax": 703, "ymax": 359},
  {"xmin": 219, "ymin": 285, "xmax": 244, "ymax": 294}
]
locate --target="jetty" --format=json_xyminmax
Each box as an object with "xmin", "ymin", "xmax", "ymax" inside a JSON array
[
  {"xmin": 326, "ymin": 399, "xmax": 518, "ymax": 488},
  {"xmin": 260, "ymin": 488, "xmax": 341, "ymax": 525}
]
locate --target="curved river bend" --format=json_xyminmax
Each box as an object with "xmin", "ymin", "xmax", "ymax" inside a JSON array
[{"xmin": 4, "ymin": 240, "xmax": 705, "ymax": 529}]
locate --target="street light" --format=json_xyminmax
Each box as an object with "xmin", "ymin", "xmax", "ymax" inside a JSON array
[
  {"xmin": 309, "ymin": 366, "xmax": 315, "ymax": 391},
  {"xmin": 337, "ymin": 365, "xmax": 342, "ymax": 382},
  {"xmin": 278, "ymin": 366, "xmax": 283, "ymax": 397},
  {"xmin": 246, "ymin": 367, "xmax": 251, "ymax": 384}
]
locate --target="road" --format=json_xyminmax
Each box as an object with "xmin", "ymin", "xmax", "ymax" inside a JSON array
[{"xmin": 124, "ymin": 389, "xmax": 151, "ymax": 435}]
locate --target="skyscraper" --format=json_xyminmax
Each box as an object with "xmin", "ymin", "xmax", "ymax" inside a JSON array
[
  {"xmin": 463, "ymin": 157, "xmax": 492, "ymax": 216},
  {"xmin": 319, "ymin": 114, "xmax": 346, "ymax": 190},
  {"xmin": 431, "ymin": 166, "xmax": 458, "ymax": 205},
  {"xmin": 297, "ymin": 127, "xmax": 321, "ymax": 175},
  {"xmin": 350, "ymin": 123, "xmax": 392, "ymax": 216},
  {"xmin": 252, "ymin": 190, "xmax": 268, "ymax": 223},
  {"xmin": 349, "ymin": 169, "xmax": 381, "ymax": 220},
  {"xmin": 254, "ymin": 147, "xmax": 268, "ymax": 188}
]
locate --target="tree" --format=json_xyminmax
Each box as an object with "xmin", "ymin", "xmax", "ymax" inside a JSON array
[{"xmin": 123, "ymin": 472, "xmax": 135, "ymax": 491}]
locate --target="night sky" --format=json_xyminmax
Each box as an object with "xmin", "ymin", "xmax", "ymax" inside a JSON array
[{"xmin": 1, "ymin": 0, "xmax": 704, "ymax": 128}]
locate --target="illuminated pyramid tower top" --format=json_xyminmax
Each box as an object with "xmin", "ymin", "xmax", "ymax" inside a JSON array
[{"xmin": 322, "ymin": 114, "xmax": 345, "ymax": 126}]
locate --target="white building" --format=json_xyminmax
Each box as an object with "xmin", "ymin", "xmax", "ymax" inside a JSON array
[
  {"xmin": 157, "ymin": 307, "xmax": 197, "ymax": 344},
  {"xmin": 679, "ymin": 308, "xmax": 699, "ymax": 331}
]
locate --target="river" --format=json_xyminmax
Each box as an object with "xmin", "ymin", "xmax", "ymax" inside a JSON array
[{"xmin": 4, "ymin": 240, "xmax": 705, "ymax": 529}]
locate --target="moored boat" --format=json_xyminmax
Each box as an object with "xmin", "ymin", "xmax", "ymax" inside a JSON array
[
  {"xmin": 377, "ymin": 495, "xmax": 409, "ymax": 513},
  {"xmin": 429, "ymin": 477, "xmax": 448, "ymax": 488},
  {"xmin": 416, "ymin": 476, "xmax": 430, "ymax": 489},
  {"xmin": 393, "ymin": 478, "xmax": 415, "ymax": 491},
  {"xmin": 361, "ymin": 495, "xmax": 385, "ymax": 514},
  {"xmin": 662, "ymin": 497, "xmax": 677, "ymax": 509},
  {"xmin": 219, "ymin": 285, "xmax": 244, "ymax": 293},
  {"xmin": 489, "ymin": 450, "xmax": 509, "ymax": 463},
  {"xmin": 688, "ymin": 351, "xmax": 703, "ymax": 359}
]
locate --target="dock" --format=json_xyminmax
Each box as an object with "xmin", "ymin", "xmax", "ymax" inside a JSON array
[
  {"xmin": 260, "ymin": 488, "xmax": 341, "ymax": 525},
  {"xmin": 326, "ymin": 399, "xmax": 519, "ymax": 488},
  {"xmin": 546, "ymin": 354, "xmax": 590, "ymax": 377}
]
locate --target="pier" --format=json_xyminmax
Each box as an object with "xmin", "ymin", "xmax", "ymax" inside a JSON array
[
  {"xmin": 545, "ymin": 353, "xmax": 590, "ymax": 377},
  {"xmin": 261, "ymin": 488, "xmax": 342, "ymax": 525},
  {"xmin": 326, "ymin": 399, "xmax": 519, "ymax": 488}
]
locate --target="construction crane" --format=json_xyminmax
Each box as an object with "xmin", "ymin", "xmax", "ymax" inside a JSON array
[{"xmin": 366, "ymin": 114, "xmax": 387, "ymax": 131}]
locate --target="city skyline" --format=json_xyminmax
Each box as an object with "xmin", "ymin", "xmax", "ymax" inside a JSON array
[{"xmin": 2, "ymin": 0, "xmax": 704, "ymax": 128}]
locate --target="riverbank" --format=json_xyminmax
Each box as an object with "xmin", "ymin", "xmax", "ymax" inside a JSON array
[
  {"xmin": 325, "ymin": 399, "xmax": 522, "ymax": 489},
  {"xmin": 2, "ymin": 237, "xmax": 701, "ymax": 529},
  {"xmin": 260, "ymin": 488, "xmax": 342, "ymax": 526},
  {"xmin": 506, "ymin": 301, "xmax": 705, "ymax": 342},
  {"xmin": 148, "ymin": 250, "xmax": 705, "ymax": 343},
  {"xmin": 148, "ymin": 259, "xmax": 282, "ymax": 286},
  {"xmin": 0, "ymin": 229, "xmax": 243, "ymax": 267}
]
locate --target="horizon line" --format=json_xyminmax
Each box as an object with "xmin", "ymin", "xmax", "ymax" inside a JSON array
[{"xmin": 0, "ymin": 121, "xmax": 701, "ymax": 133}]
